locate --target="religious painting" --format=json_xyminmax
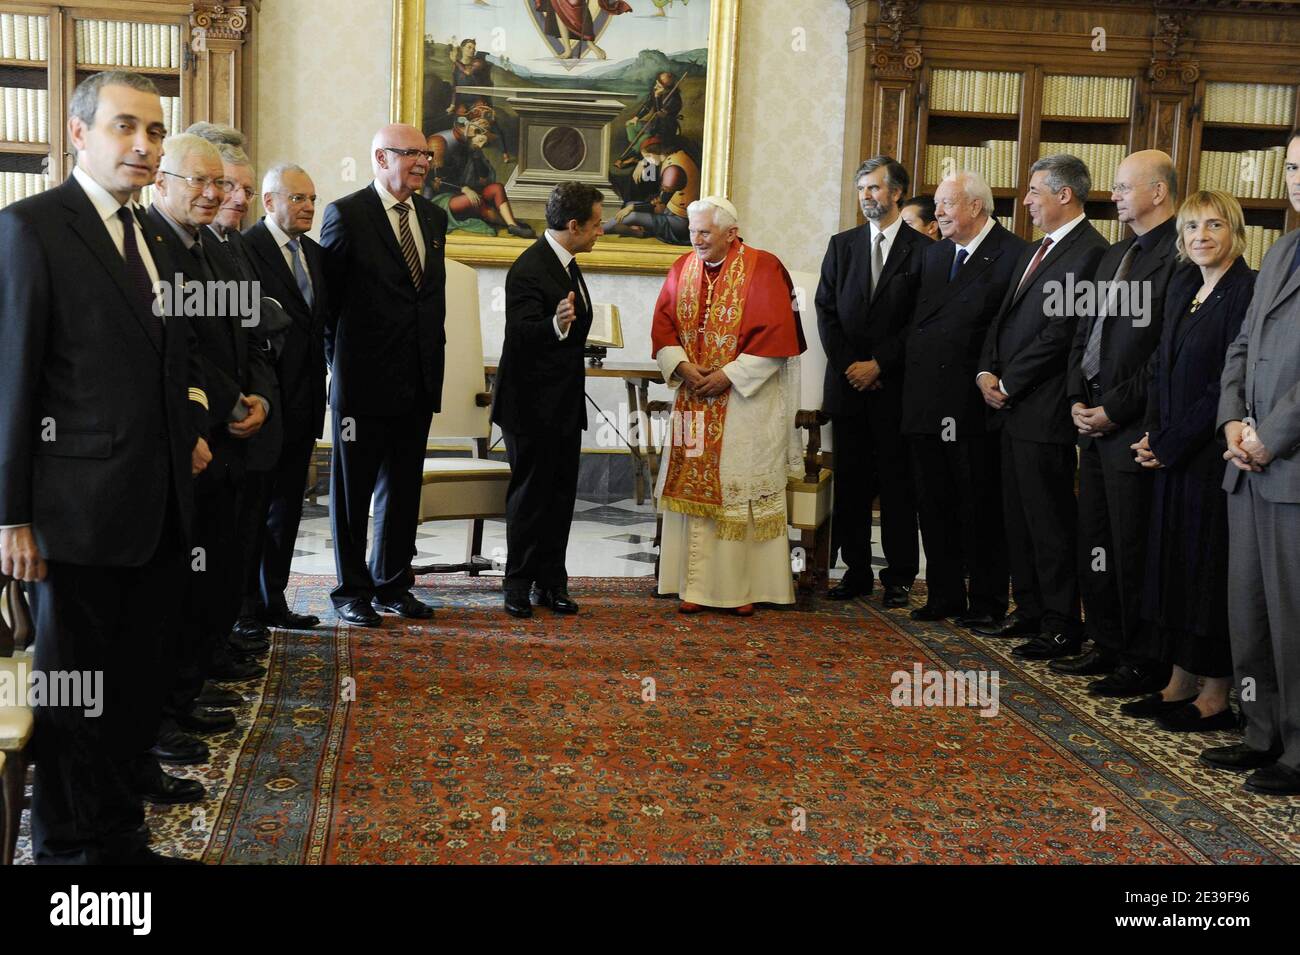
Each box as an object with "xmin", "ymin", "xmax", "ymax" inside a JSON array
[{"xmin": 391, "ymin": 0, "xmax": 739, "ymax": 272}]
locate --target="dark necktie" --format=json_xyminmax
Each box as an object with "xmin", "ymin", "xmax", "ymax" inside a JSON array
[
  {"xmin": 395, "ymin": 202, "xmax": 424, "ymax": 288},
  {"xmin": 1081, "ymin": 239, "xmax": 1142, "ymax": 382},
  {"xmin": 116, "ymin": 206, "xmax": 163, "ymax": 346},
  {"xmin": 568, "ymin": 259, "xmax": 588, "ymax": 315},
  {"xmin": 1288, "ymin": 238, "xmax": 1300, "ymax": 282},
  {"xmin": 191, "ymin": 229, "xmax": 216, "ymax": 282},
  {"xmin": 949, "ymin": 247, "xmax": 968, "ymax": 282},
  {"xmin": 1015, "ymin": 236, "xmax": 1054, "ymax": 296}
]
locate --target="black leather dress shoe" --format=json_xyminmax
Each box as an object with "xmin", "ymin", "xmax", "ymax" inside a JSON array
[
  {"xmin": 1087, "ymin": 663, "xmax": 1166, "ymax": 698},
  {"xmin": 504, "ymin": 593, "xmax": 533, "ymax": 618},
  {"xmin": 532, "ymin": 587, "xmax": 579, "ymax": 614},
  {"xmin": 228, "ymin": 630, "xmax": 269, "ymax": 655},
  {"xmin": 1012, "ymin": 631, "xmax": 1081, "ymax": 660},
  {"xmin": 149, "ymin": 728, "xmax": 209, "ymax": 765},
  {"xmin": 336, "ymin": 600, "xmax": 382, "ymax": 626},
  {"xmin": 910, "ymin": 603, "xmax": 962, "ymax": 622},
  {"xmin": 1157, "ymin": 703, "xmax": 1238, "ymax": 733},
  {"xmin": 972, "ymin": 610, "xmax": 1039, "ymax": 638},
  {"xmin": 262, "ymin": 609, "xmax": 321, "ymax": 629},
  {"xmin": 1120, "ymin": 693, "xmax": 1197, "ymax": 719},
  {"xmin": 374, "ymin": 593, "xmax": 435, "ymax": 619},
  {"xmin": 209, "ymin": 654, "xmax": 266, "ymax": 682},
  {"xmin": 882, "ymin": 585, "xmax": 911, "ymax": 608},
  {"xmin": 176, "ymin": 705, "xmax": 237, "ymax": 735},
  {"xmin": 1200, "ymin": 743, "xmax": 1281, "ymax": 772},
  {"xmin": 196, "ymin": 681, "xmax": 242, "ymax": 709},
  {"xmin": 232, "ymin": 616, "xmax": 270, "ymax": 640},
  {"xmin": 954, "ymin": 611, "xmax": 1001, "ymax": 629},
  {"xmin": 1244, "ymin": 762, "xmax": 1300, "ymax": 795},
  {"xmin": 826, "ymin": 578, "xmax": 871, "ymax": 601},
  {"xmin": 1048, "ymin": 646, "xmax": 1117, "ymax": 676},
  {"xmin": 134, "ymin": 766, "xmax": 205, "ymax": 805}
]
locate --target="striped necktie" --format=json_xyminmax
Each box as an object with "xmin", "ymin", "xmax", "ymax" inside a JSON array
[{"xmin": 394, "ymin": 202, "xmax": 423, "ymax": 289}]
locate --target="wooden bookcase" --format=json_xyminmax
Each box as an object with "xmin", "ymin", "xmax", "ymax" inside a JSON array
[
  {"xmin": 0, "ymin": 0, "xmax": 258, "ymax": 212},
  {"xmin": 844, "ymin": 0, "xmax": 1300, "ymax": 266}
]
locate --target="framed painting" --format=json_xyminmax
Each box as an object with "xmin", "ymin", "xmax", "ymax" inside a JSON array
[{"xmin": 391, "ymin": 0, "xmax": 739, "ymax": 272}]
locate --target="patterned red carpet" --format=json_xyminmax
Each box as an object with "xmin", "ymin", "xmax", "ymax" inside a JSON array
[{"xmin": 145, "ymin": 576, "xmax": 1299, "ymax": 863}]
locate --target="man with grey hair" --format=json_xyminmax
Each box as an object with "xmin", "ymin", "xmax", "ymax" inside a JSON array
[
  {"xmin": 0, "ymin": 70, "xmax": 209, "ymax": 863},
  {"xmin": 145, "ymin": 132, "xmax": 276, "ymax": 777},
  {"xmin": 975, "ymin": 154, "xmax": 1108, "ymax": 659},
  {"xmin": 816, "ymin": 155, "xmax": 930, "ymax": 606},
  {"xmin": 902, "ymin": 171, "xmax": 1026, "ymax": 626},
  {"xmin": 651, "ymin": 196, "xmax": 806, "ymax": 615}
]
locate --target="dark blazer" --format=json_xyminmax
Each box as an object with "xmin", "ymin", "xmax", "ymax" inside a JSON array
[
  {"xmin": 980, "ymin": 218, "xmax": 1109, "ymax": 444},
  {"xmin": 1141, "ymin": 256, "xmax": 1255, "ymax": 633},
  {"xmin": 147, "ymin": 204, "xmax": 276, "ymax": 490},
  {"xmin": 491, "ymin": 236, "xmax": 594, "ymax": 435},
  {"xmin": 1066, "ymin": 216, "xmax": 1179, "ymax": 470},
  {"xmin": 902, "ymin": 221, "xmax": 1028, "ymax": 436},
  {"xmin": 242, "ymin": 218, "xmax": 330, "ymax": 442},
  {"xmin": 815, "ymin": 219, "xmax": 932, "ymax": 417},
  {"xmin": 0, "ymin": 176, "xmax": 205, "ymax": 565},
  {"xmin": 320, "ymin": 184, "xmax": 447, "ymax": 416}
]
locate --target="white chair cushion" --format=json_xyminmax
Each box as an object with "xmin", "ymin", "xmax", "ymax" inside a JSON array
[
  {"xmin": 421, "ymin": 458, "xmax": 511, "ymax": 481},
  {"xmin": 0, "ymin": 653, "xmax": 35, "ymax": 751}
]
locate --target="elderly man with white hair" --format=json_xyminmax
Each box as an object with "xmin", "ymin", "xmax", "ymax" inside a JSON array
[{"xmin": 651, "ymin": 196, "xmax": 807, "ymax": 616}]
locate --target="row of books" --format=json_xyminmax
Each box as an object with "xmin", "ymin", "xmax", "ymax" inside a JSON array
[
  {"xmin": 1198, "ymin": 147, "xmax": 1289, "ymax": 200},
  {"xmin": 996, "ymin": 216, "xmax": 1013, "ymax": 232},
  {"xmin": 1041, "ymin": 75, "xmax": 1132, "ymax": 119},
  {"xmin": 0, "ymin": 86, "xmax": 48, "ymax": 144},
  {"xmin": 1203, "ymin": 82, "xmax": 1296, "ymax": 127},
  {"xmin": 930, "ymin": 69, "xmax": 1022, "ymax": 114},
  {"xmin": 1244, "ymin": 226, "xmax": 1282, "ymax": 271},
  {"xmin": 0, "ymin": 14, "xmax": 48, "ymax": 61},
  {"xmin": 924, "ymin": 141, "xmax": 1018, "ymax": 188},
  {"xmin": 1032, "ymin": 218, "xmax": 1127, "ymax": 244},
  {"xmin": 75, "ymin": 20, "xmax": 182, "ymax": 69},
  {"xmin": 0, "ymin": 171, "xmax": 48, "ymax": 208},
  {"xmin": 1038, "ymin": 141, "xmax": 1126, "ymax": 196},
  {"xmin": 161, "ymin": 96, "xmax": 182, "ymax": 137}
]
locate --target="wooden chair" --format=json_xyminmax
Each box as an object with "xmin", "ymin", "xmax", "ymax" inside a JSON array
[{"xmin": 0, "ymin": 574, "xmax": 35, "ymax": 864}]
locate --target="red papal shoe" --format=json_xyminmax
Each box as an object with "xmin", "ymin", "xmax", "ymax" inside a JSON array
[
  {"xmin": 678, "ymin": 601, "xmax": 703, "ymax": 614},
  {"xmin": 734, "ymin": 604, "xmax": 755, "ymax": 617}
]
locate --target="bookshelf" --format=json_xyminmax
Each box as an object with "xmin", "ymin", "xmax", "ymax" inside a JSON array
[
  {"xmin": 0, "ymin": 2, "xmax": 259, "ymax": 213},
  {"xmin": 847, "ymin": 0, "xmax": 1300, "ymax": 268}
]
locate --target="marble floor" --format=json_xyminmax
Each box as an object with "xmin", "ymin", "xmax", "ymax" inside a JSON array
[{"xmin": 292, "ymin": 497, "xmax": 926, "ymax": 583}]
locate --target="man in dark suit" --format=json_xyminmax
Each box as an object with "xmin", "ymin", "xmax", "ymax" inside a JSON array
[
  {"xmin": 0, "ymin": 72, "xmax": 210, "ymax": 863},
  {"xmin": 975, "ymin": 154, "xmax": 1108, "ymax": 658},
  {"xmin": 145, "ymin": 132, "xmax": 277, "ymax": 777},
  {"xmin": 816, "ymin": 156, "xmax": 931, "ymax": 607},
  {"xmin": 903, "ymin": 172, "xmax": 1027, "ymax": 626},
  {"xmin": 1055, "ymin": 151, "xmax": 1180, "ymax": 695},
  {"xmin": 321, "ymin": 124, "xmax": 447, "ymax": 626},
  {"xmin": 491, "ymin": 182, "xmax": 603, "ymax": 617},
  {"xmin": 241, "ymin": 163, "xmax": 330, "ymax": 632}
]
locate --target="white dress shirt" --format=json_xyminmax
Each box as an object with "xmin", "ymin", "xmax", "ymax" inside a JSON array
[
  {"xmin": 869, "ymin": 214, "xmax": 904, "ymax": 269},
  {"xmin": 374, "ymin": 179, "xmax": 425, "ymax": 268},
  {"xmin": 544, "ymin": 229, "xmax": 587, "ymax": 341},
  {"xmin": 72, "ymin": 164, "xmax": 160, "ymax": 288},
  {"xmin": 954, "ymin": 214, "xmax": 997, "ymax": 265},
  {"xmin": 265, "ymin": 214, "xmax": 315, "ymax": 301}
]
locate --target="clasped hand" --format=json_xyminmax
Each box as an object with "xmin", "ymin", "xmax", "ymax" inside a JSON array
[
  {"xmin": 1223, "ymin": 420, "xmax": 1271, "ymax": 472},
  {"xmin": 846, "ymin": 359, "xmax": 882, "ymax": 392},
  {"xmin": 675, "ymin": 361, "xmax": 731, "ymax": 398}
]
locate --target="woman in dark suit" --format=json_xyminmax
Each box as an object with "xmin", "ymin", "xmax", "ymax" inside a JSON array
[{"xmin": 1126, "ymin": 190, "xmax": 1256, "ymax": 732}]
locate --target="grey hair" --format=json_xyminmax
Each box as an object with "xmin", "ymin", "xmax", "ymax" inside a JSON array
[
  {"xmin": 952, "ymin": 170, "xmax": 995, "ymax": 214},
  {"xmin": 185, "ymin": 121, "xmax": 246, "ymax": 150},
  {"xmin": 158, "ymin": 133, "xmax": 221, "ymax": 175},
  {"xmin": 68, "ymin": 71, "xmax": 159, "ymax": 127},
  {"xmin": 262, "ymin": 162, "xmax": 308, "ymax": 196},
  {"xmin": 1029, "ymin": 153, "xmax": 1090, "ymax": 203},
  {"xmin": 686, "ymin": 198, "xmax": 738, "ymax": 230},
  {"xmin": 217, "ymin": 143, "xmax": 252, "ymax": 167},
  {"xmin": 855, "ymin": 155, "xmax": 910, "ymax": 197}
]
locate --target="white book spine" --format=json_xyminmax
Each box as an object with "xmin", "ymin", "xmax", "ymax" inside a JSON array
[
  {"xmin": 0, "ymin": 15, "xmax": 13, "ymax": 60},
  {"xmin": 3, "ymin": 86, "xmax": 16, "ymax": 141}
]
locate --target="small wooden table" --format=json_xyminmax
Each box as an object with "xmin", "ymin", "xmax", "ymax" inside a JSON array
[{"xmin": 484, "ymin": 358, "xmax": 665, "ymax": 504}]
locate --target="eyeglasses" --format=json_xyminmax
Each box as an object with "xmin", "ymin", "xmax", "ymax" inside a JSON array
[
  {"xmin": 1111, "ymin": 181, "xmax": 1161, "ymax": 196},
  {"xmin": 162, "ymin": 170, "xmax": 234, "ymax": 193},
  {"xmin": 382, "ymin": 146, "xmax": 435, "ymax": 162},
  {"xmin": 271, "ymin": 191, "xmax": 317, "ymax": 204}
]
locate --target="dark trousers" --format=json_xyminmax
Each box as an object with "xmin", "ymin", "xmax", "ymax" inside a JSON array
[
  {"xmin": 910, "ymin": 430, "xmax": 1008, "ymax": 616},
  {"xmin": 829, "ymin": 409, "xmax": 918, "ymax": 588},
  {"xmin": 1002, "ymin": 431, "xmax": 1080, "ymax": 633},
  {"xmin": 243, "ymin": 425, "xmax": 317, "ymax": 617},
  {"xmin": 237, "ymin": 467, "xmax": 274, "ymax": 619},
  {"xmin": 330, "ymin": 402, "xmax": 434, "ymax": 608},
  {"xmin": 165, "ymin": 475, "xmax": 243, "ymax": 719},
  {"xmin": 501, "ymin": 426, "xmax": 581, "ymax": 595},
  {"xmin": 28, "ymin": 506, "xmax": 185, "ymax": 864},
  {"xmin": 1076, "ymin": 442, "xmax": 1155, "ymax": 663}
]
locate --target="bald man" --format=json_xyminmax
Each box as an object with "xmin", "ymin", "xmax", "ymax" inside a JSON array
[
  {"xmin": 1057, "ymin": 150, "xmax": 1180, "ymax": 694},
  {"xmin": 321, "ymin": 124, "xmax": 447, "ymax": 626}
]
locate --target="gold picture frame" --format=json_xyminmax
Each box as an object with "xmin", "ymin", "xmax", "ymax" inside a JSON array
[{"xmin": 391, "ymin": 0, "xmax": 739, "ymax": 273}]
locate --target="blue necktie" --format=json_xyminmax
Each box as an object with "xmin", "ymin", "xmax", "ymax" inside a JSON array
[
  {"xmin": 286, "ymin": 237, "xmax": 313, "ymax": 308},
  {"xmin": 949, "ymin": 247, "xmax": 968, "ymax": 282}
]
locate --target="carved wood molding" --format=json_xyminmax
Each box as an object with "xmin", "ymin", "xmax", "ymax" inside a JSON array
[
  {"xmin": 191, "ymin": 3, "xmax": 251, "ymax": 42},
  {"xmin": 870, "ymin": 0, "xmax": 923, "ymax": 80},
  {"xmin": 1149, "ymin": 8, "xmax": 1199, "ymax": 93}
]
